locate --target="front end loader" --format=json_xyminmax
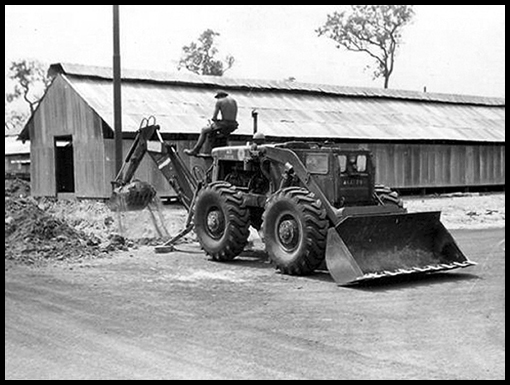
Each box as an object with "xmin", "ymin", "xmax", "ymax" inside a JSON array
[{"xmin": 110, "ymin": 119, "xmax": 476, "ymax": 285}]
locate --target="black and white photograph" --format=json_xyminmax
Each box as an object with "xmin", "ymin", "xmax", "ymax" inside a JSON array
[{"xmin": 5, "ymin": 5, "xmax": 505, "ymax": 380}]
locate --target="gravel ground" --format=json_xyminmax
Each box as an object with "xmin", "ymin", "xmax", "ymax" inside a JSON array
[
  {"xmin": 5, "ymin": 180, "xmax": 505, "ymax": 379},
  {"xmin": 5, "ymin": 228, "xmax": 505, "ymax": 379},
  {"xmin": 405, "ymin": 192, "xmax": 505, "ymax": 230}
]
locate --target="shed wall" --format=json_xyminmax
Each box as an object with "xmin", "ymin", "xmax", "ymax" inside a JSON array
[
  {"xmin": 97, "ymin": 139, "xmax": 508, "ymax": 197},
  {"xmin": 251, "ymin": 137, "xmax": 505, "ymax": 190},
  {"xmin": 29, "ymin": 76, "xmax": 108, "ymax": 198},
  {"xmin": 364, "ymin": 142, "xmax": 505, "ymax": 189}
]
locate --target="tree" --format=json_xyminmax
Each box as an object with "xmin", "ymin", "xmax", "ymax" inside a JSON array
[
  {"xmin": 178, "ymin": 29, "xmax": 235, "ymax": 76},
  {"xmin": 6, "ymin": 59, "xmax": 52, "ymax": 115},
  {"xmin": 317, "ymin": 5, "xmax": 414, "ymax": 89},
  {"xmin": 5, "ymin": 59, "xmax": 52, "ymax": 133},
  {"xmin": 4, "ymin": 105, "xmax": 27, "ymax": 133}
]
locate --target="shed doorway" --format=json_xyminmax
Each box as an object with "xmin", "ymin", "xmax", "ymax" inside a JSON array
[{"xmin": 54, "ymin": 136, "xmax": 75, "ymax": 193}]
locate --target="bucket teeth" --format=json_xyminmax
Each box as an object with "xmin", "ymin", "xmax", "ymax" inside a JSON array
[{"xmin": 354, "ymin": 261, "xmax": 477, "ymax": 283}]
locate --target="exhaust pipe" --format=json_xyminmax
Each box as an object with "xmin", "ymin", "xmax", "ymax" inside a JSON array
[{"xmin": 252, "ymin": 109, "xmax": 258, "ymax": 134}]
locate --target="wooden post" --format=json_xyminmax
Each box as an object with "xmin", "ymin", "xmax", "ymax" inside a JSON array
[{"xmin": 113, "ymin": 5, "xmax": 123, "ymax": 174}]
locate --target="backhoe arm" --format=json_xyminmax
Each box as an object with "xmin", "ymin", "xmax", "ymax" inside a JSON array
[
  {"xmin": 111, "ymin": 123, "xmax": 198, "ymax": 211},
  {"xmin": 112, "ymin": 124, "xmax": 158, "ymax": 187}
]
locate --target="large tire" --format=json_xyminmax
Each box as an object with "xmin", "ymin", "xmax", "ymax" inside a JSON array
[
  {"xmin": 194, "ymin": 182, "xmax": 250, "ymax": 261},
  {"xmin": 262, "ymin": 187, "xmax": 328, "ymax": 275},
  {"xmin": 374, "ymin": 184, "xmax": 404, "ymax": 208}
]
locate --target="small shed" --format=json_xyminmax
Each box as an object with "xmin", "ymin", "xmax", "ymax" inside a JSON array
[
  {"xmin": 19, "ymin": 63, "xmax": 505, "ymax": 198},
  {"xmin": 5, "ymin": 135, "xmax": 31, "ymax": 180}
]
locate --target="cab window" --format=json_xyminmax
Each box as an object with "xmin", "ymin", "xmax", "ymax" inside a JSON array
[
  {"xmin": 357, "ymin": 155, "xmax": 367, "ymax": 172},
  {"xmin": 305, "ymin": 154, "xmax": 329, "ymax": 174},
  {"xmin": 338, "ymin": 154, "xmax": 367, "ymax": 173},
  {"xmin": 338, "ymin": 155, "xmax": 347, "ymax": 173}
]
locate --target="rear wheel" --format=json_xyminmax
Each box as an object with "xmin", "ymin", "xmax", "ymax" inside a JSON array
[
  {"xmin": 194, "ymin": 182, "xmax": 250, "ymax": 261},
  {"xmin": 262, "ymin": 187, "xmax": 328, "ymax": 275},
  {"xmin": 374, "ymin": 184, "xmax": 404, "ymax": 208}
]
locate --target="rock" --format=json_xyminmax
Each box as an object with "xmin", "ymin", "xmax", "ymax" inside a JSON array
[{"xmin": 104, "ymin": 216, "xmax": 114, "ymax": 227}]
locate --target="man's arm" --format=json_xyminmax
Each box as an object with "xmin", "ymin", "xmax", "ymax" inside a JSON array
[{"xmin": 212, "ymin": 100, "xmax": 221, "ymax": 121}]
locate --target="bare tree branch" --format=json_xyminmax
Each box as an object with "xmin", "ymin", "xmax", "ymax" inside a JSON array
[
  {"xmin": 317, "ymin": 5, "xmax": 414, "ymax": 88},
  {"xmin": 5, "ymin": 59, "xmax": 50, "ymax": 131}
]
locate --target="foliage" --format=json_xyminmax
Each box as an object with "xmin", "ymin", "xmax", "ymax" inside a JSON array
[
  {"xmin": 317, "ymin": 5, "xmax": 414, "ymax": 88},
  {"xmin": 178, "ymin": 29, "xmax": 235, "ymax": 76},
  {"xmin": 6, "ymin": 59, "xmax": 52, "ymax": 113},
  {"xmin": 4, "ymin": 106, "xmax": 28, "ymax": 134},
  {"xmin": 5, "ymin": 59, "xmax": 52, "ymax": 133}
]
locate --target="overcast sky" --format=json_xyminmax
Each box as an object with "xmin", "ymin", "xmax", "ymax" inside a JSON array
[{"xmin": 4, "ymin": 5, "xmax": 506, "ymax": 98}]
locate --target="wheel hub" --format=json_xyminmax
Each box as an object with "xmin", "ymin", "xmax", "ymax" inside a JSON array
[
  {"xmin": 206, "ymin": 209, "xmax": 225, "ymax": 239},
  {"xmin": 278, "ymin": 218, "xmax": 299, "ymax": 251}
]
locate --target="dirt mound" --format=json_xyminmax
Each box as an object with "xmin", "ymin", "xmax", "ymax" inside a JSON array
[
  {"xmin": 4, "ymin": 179, "xmax": 184, "ymax": 266},
  {"xmin": 5, "ymin": 196, "xmax": 105, "ymax": 265},
  {"xmin": 5, "ymin": 177, "xmax": 30, "ymax": 198},
  {"xmin": 4, "ymin": 179, "xmax": 133, "ymax": 266}
]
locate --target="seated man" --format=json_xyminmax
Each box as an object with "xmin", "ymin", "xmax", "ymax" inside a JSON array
[{"xmin": 184, "ymin": 90, "xmax": 238, "ymax": 156}]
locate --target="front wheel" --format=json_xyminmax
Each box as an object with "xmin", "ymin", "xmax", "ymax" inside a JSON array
[
  {"xmin": 194, "ymin": 182, "xmax": 250, "ymax": 261},
  {"xmin": 262, "ymin": 187, "xmax": 328, "ymax": 275}
]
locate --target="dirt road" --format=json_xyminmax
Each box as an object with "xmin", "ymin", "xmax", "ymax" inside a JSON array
[{"xmin": 5, "ymin": 228, "xmax": 505, "ymax": 380}]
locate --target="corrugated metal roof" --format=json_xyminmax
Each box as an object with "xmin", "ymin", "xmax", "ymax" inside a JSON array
[
  {"xmin": 59, "ymin": 74, "xmax": 504, "ymax": 143},
  {"xmin": 50, "ymin": 62, "xmax": 505, "ymax": 107},
  {"xmin": 18, "ymin": 63, "xmax": 504, "ymax": 143}
]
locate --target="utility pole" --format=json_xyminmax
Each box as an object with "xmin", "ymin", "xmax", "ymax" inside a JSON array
[{"xmin": 113, "ymin": 5, "xmax": 123, "ymax": 174}]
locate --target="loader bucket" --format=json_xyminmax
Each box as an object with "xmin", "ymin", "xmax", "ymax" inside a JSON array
[
  {"xmin": 325, "ymin": 211, "xmax": 476, "ymax": 285},
  {"xmin": 109, "ymin": 180, "xmax": 156, "ymax": 212}
]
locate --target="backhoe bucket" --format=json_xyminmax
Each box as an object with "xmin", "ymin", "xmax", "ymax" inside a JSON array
[
  {"xmin": 325, "ymin": 211, "xmax": 476, "ymax": 285},
  {"xmin": 109, "ymin": 180, "xmax": 156, "ymax": 212}
]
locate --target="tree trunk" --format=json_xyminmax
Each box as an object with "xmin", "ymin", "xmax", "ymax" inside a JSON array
[{"xmin": 383, "ymin": 75, "xmax": 390, "ymax": 89}]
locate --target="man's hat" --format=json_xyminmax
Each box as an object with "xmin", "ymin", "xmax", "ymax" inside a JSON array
[{"xmin": 214, "ymin": 90, "xmax": 228, "ymax": 98}]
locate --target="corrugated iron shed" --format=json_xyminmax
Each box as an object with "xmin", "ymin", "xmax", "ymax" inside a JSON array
[
  {"xmin": 20, "ymin": 62, "xmax": 505, "ymax": 143},
  {"xmin": 19, "ymin": 63, "xmax": 505, "ymax": 197}
]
